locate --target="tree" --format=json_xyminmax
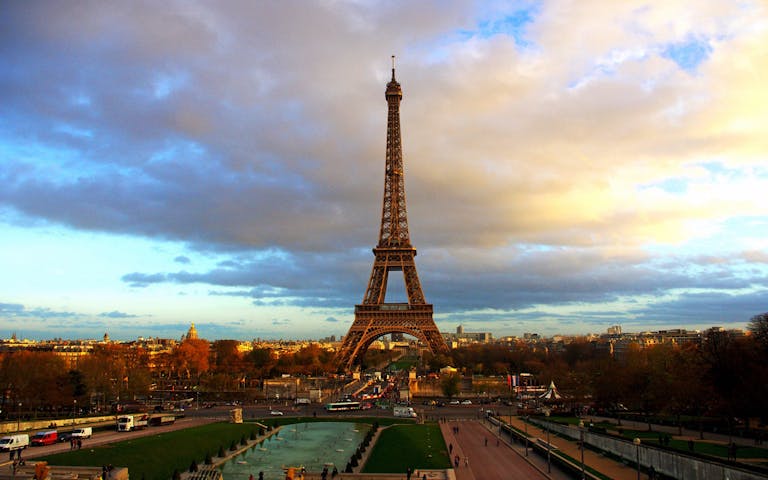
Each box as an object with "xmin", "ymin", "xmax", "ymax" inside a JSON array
[
  {"xmin": 748, "ymin": 312, "xmax": 768, "ymax": 353},
  {"xmin": 172, "ymin": 339, "xmax": 210, "ymax": 379},
  {"xmin": 212, "ymin": 340, "xmax": 243, "ymax": 373},
  {"xmin": 440, "ymin": 374, "xmax": 461, "ymax": 399}
]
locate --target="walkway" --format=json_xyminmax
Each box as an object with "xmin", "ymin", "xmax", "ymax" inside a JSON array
[{"xmin": 440, "ymin": 420, "xmax": 553, "ymax": 480}]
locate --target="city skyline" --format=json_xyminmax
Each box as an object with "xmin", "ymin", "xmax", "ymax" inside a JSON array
[{"xmin": 1, "ymin": 2, "xmax": 767, "ymax": 341}]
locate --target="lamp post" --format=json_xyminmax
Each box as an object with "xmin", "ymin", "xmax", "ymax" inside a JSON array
[
  {"xmin": 524, "ymin": 416, "xmax": 529, "ymax": 456},
  {"xmin": 579, "ymin": 420, "xmax": 586, "ymax": 479},
  {"xmin": 16, "ymin": 402, "xmax": 21, "ymax": 432},
  {"xmin": 72, "ymin": 399, "xmax": 77, "ymax": 428},
  {"xmin": 545, "ymin": 410, "xmax": 551, "ymax": 473},
  {"xmin": 633, "ymin": 437, "xmax": 641, "ymax": 480}
]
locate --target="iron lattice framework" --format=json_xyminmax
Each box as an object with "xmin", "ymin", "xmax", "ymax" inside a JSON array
[{"xmin": 336, "ymin": 62, "xmax": 450, "ymax": 371}]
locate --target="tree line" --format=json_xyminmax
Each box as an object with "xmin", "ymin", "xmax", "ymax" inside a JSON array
[
  {"xmin": 427, "ymin": 314, "xmax": 768, "ymax": 429},
  {"xmin": 0, "ymin": 339, "xmax": 336, "ymax": 419}
]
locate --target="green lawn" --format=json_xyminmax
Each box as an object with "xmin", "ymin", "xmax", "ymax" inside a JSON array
[
  {"xmin": 362, "ymin": 423, "xmax": 451, "ymax": 473},
  {"xmin": 39, "ymin": 422, "xmax": 262, "ymax": 480}
]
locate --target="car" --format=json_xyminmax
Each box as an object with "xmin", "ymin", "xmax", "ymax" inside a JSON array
[
  {"xmin": 449, "ymin": 400, "xmax": 460, "ymax": 405},
  {"xmin": 270, "ymin": 410, "xmax": 284, "ymax": 416},
  {"xmin": 461, "ymin": 400, "xmax": 473, "ymax": 405}
]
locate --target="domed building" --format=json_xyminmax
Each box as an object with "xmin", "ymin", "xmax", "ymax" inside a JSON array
[{"xmin": 185, "ymin": 323, "xmax": 199, "ymax": 341}]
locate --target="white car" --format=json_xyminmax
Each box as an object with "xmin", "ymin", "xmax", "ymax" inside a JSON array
[
  {"xmin": 461, "ymin": 400, "xmax": 473, "ymax": 405},
  {"xmin": 270, "ymin": 410, "xmax": 284, "ymax": 416}
]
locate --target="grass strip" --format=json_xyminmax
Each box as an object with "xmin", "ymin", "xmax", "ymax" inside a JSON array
[{"xmin": 362, "ymin": 423, "xmax": 451, "ymax": 473}]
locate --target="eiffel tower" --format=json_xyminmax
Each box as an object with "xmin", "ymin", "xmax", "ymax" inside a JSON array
[{"xmin": 336, "ymin": 58, "xmax": 450, "ymax": 371}]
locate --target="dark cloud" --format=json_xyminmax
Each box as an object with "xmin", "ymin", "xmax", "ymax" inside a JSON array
[
  {"xmin": 0, "ymin": 302, "xmax": 79, "ymax": 320},
  {"xmin": 174, "ymin": 255, "xmax": 191, "ymax": 264}
]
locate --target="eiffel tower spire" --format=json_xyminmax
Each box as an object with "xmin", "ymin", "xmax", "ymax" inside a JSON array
[
  {"xmin": 336, "ymin": 58, "xmax": 450, "ymax": 371},
  {"xmin": 379, "ymin": 56, "xmax": 410, "ymax": 248}
]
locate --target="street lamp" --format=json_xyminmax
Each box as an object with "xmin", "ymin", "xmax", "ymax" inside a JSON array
[
  {"xmin": 579, "ymin": 420, "xmax": 586, "ymax": 479},
  {"xmin": 16, "ymin": 402, "xmax": 21, "ymax": 432},
  {"xmin": 545, "ymin": 410, "xmax": 551, "ymax": 473},
  {"xmin": 524, "ymin": 416, "xmax": 529, "ymax": 457},
  {"xmin": 633, "ymin": 437, "xmax": 641, "ymax": 480},
  {"xmin": 72, "ymin": 399, "xmax": 77, "ymax": 428}
]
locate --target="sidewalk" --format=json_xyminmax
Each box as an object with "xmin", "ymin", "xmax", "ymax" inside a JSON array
[{"xmin": 505, "ymin": 416, "xmax": 642, "ymax": 480}]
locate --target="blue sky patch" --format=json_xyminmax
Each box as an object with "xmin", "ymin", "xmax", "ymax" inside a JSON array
[{"xmin": 662, "ymin": 36, "xmax": 712, "ymax": 72}]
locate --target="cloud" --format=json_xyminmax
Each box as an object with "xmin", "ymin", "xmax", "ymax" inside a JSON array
[
  {"xmin": 0, "ymin": 302, "xmax": 80, "ymax": 320},
  {"xmin": 98, "ymin": 311, "xmax": 140, "ymax": 319},
  {"xmin": 1, "ymin": 1, "xmax": 767, "ymax": 339}
]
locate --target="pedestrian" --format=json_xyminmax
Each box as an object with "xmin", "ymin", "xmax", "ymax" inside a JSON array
[
  {"xmin": 77, "ymin": 438, "xmax": 82, "ymax": 449},
  {"xmin": 454, "ymin": 455, "xmax": 459, "ymax": 467},
  {"xmin": 331, "ymin": 466, "xmax": 338, "ymax": 478},
  {"xmin": 449, "ymin": 442, "xmax": 453, "ymax": 453},
  {"xmin": 464, "ymin": 457, "xmax": 469, "ymax": 467},
  {"xmin": 259, "ymin": 472, "xmax": 264, "ymax": 480},
  {"xmin": 406, "ymin": 467, "xmax": 412, "ymax": 480},
  {"xmin": 484, "ymin": 437, "xmax": 488, "ymax": 446},
  {"xmin": 249, "ymin": 474, "xmax": 254, "ymax": 480}
]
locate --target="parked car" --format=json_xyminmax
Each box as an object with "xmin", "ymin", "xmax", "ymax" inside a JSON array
[
  {"xmin": 461, "ymin": 400, "xmax": 473, "ymax": 405},
  {"xmin": 270, "ymin": 410, "xmax": 284, "ymax": 416}
]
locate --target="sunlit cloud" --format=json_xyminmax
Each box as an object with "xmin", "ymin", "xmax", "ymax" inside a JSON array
[{"xmin": 1, "ymin": 0, "xmax": 766, "ymax": 340}]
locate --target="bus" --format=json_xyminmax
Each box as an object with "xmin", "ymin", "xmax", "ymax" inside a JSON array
[{"xmin": 325, "ymin": 401, "xmax": 361, "ymax": 412}]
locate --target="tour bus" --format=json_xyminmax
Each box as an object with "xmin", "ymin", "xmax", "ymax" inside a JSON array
[{"xmin": 324, "ymin": 401, "xmax": 361, "ymax": 412}]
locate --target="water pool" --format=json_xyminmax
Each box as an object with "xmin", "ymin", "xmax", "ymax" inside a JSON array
[{"xmin": 220, "ymin": 422, "xmax": 368, "ymax": 479}]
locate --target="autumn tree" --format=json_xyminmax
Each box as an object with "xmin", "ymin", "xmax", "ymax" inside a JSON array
[
  {"xmin": 247, "ymin": 348, "xmax": 277, "ymax": 379},
  {"xmin": 171, "ymin": 338, "xmax": 210, "ymax": 379},
  {"xmin": 212, "ymin": 340, "xmax": 244, "ymax": 373},
  {"xmin": 0, "ymin": 351, "xmax": 70, "ymax": 416}
]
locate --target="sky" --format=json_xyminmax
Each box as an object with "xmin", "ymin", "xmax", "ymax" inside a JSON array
[{"xmin": 1, "ymin": 1, "xmax": 767, "ymax": 341}]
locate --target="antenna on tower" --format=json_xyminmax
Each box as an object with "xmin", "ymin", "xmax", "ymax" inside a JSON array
[{"xmin": 391, "ymin": 55, "xmax": 396, "ymax": 80}]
